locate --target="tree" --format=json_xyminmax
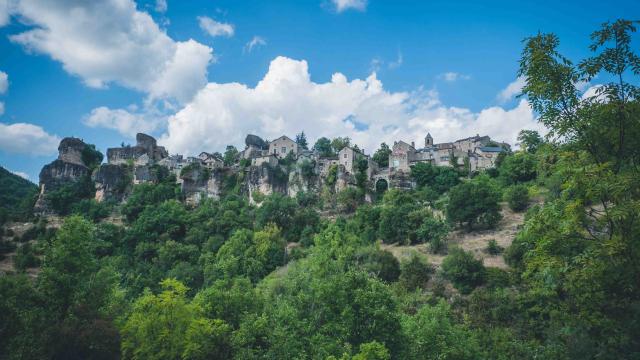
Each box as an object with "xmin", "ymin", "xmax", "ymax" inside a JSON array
[
  {"xmin": 446, "ymin": 181, "xmax": 502, "ymax": 231},
  {"xmin": 121, "ymin": 279, "xmax": 232, "ymax": 360},
  {"xmin": 295, "ymin": 131, "xmax": 308, "ymax": 150},
  {"xmin": 331, "ymin": 136, "xmax": 351, "ymax": 153},
  {"xmin": 416, "ymin": 216, "xmax": 449, "ymax": 253},
  {"xmin": 399, "ymin": 253, "xmax": 432, "ymax": 290},
  {"xmin": 499, "ymin": 152, "xmax": 537, "ymax": 185},
  {"xmin": 517, "ymin": 130, "xmax": 544, "ymax": 153},
  {"xmin": 372, "ymin": 143, "xmax": 391, "ymax": 167},
  {"xmin": 504, "ymin": 184, "xmax": 529, "ymax": 212},
  {"xmin": 81, "ymin": 143, "xmax": 104, "ymax": 170},
  {"xmin": 313, "ymin": 137, "xmax": 334, "ymax": 157},
  {"xmin": 223, "ymin": 145, "xmax": 239, "ymax": 166},
  {"xmin": 441, "ymin": 248, "xmax": 486, "ymax": 294},
  {"xmin": 410, "ymin": 162, "xmax": 460, "ymax": 193}
]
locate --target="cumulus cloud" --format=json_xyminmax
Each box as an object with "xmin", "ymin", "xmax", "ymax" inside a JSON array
[
  {"xmin": 9, "ymin": 0, "xmax": 213, "ymax": 103},
  {"xmin": 439, "ymin": 72, "xmax": 470, "ymax": 82},
  {"xmin": 160, "ymin": 56, "xmax": 543, "ymax": 156},
  {"xmin": 0, "ymin": 71, "xmax": 7, "ymax": 94},
  {"xmin": 244, "ymin": 36, "xmax": 267, "ymax": 53},
  {"xmin": 84, "ymin": 106, "xmax": 162, "ymax": 138},
  {"xmin": 332, "ymin": 0, "xmax": 367, "ymax": 12},
  {"xmin": 497, "ymin": 76, "xmax": 526, "ymax": 103},
  {"xmin": 0, "ymin": 122, "xmax": 60, "ymax": 156},
  {"xmin": 198, "ymin": 16, "xmax": 234, "ymax": 37}
]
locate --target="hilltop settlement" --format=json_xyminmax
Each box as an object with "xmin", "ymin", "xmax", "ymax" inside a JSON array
[{"xmin": 33, "ymin": 131, "xmax": 509, "ymax": 214}]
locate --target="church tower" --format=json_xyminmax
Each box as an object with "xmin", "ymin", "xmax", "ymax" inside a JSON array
[{"xmin": 425, "ymin": 133, "xmax": 433, "ymax": 147}]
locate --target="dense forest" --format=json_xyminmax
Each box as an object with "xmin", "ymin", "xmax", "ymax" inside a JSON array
[{"xmin": 0, "ymin": 20, "xmax": 639, "ymax": 360}]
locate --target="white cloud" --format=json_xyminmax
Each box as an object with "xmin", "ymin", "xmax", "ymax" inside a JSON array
[
  {"xmin": 581, "ymin": 84, "xmax": 606, "ymax": 101},
  {"xmin": 497, "ymin": 76, "xmax": 526, "ymax": 103},
  {"xmin": 84, "ymin": 106, "xmax": 162, "ymax": 138},
  {"xmin": 9, "ymin": 0, "xmax": 213, "ymax": 103},
  {"xmin": 244, "ymin": 36, "xmax": 267, "ymax": 53},
  {"xmin": 198, "ymin": 16, "xmax": 234, "ymax": 37},
  {"xmin": 439, "ymin": 72, "xmax": 470, "ymax": 82},
  {"xmin": 332, "ymin": 0, "xmax": 367, "ymax": 12},
  {"xmin": 155, "ymin": 0, "xmax": 167, "ymax": 13},
  {"xmin": 0, "ymin": 71, "xmax": 7, "ymax": 94},
  {"xmin": 0, "ymin": 122, "xmax": 60, "ymax": 156},
  {"xmin": 10, "ymin": 169, "xmax": 29, "ymax": 180},
  {"xmin": 160, "ymin": 56, "xmax": 543, "ymax": 156},
  {"xmin": 0, "ymin": 0, "xmax": 11, "ymax": 27}
]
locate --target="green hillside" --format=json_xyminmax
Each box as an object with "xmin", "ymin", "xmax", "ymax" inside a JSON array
[{"xmin": 0, "ymin": 166, "xmax": 38, "ymax": 223}]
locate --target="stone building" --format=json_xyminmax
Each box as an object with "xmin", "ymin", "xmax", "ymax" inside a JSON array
[
  {"xmin": 199, "ymin": 152, "xmax": 224, "ymax": 170},
  {"xmin": 241, "ymin": 134, "xmax": 269, "ymax": 159},
  {"xmin": 268, "ymin": 135, "xmax": 298, "ymax": 159},
  {"xmin": 252, "ymin": 154, "xmax": 278, "ymax": 167}
]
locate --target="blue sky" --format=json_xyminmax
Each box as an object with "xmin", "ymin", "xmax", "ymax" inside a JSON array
[{"xmin": 0, "ymin": 0, "xmax": 638, "ymax": 181}]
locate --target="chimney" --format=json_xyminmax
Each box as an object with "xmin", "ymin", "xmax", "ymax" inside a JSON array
[{"xmin": 411, "ymin": 141, "xmax": 415, "ymax": 148}]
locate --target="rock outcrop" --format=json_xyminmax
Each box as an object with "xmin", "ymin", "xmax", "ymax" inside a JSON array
[
  {"xmin": 34, "ymin": 138, "xmax": 91, "ymax": 214},
  {"xmin": 94, "ymin": 164, "xmax": 130, "ymax": 202},
  {"xmin": 180, "ymin": 163, "xmax": 224, "ymax": 206},
  {"xmin": 246, "ymin": 164, "xmax": 288, "ymax": 204},
  {"xmin": 107, "ymin": 133, "xmax": 168, "ymax": 166}
]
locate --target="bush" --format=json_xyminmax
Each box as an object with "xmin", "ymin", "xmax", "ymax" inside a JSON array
[
  {"xmin": 505, "ymin": 185, "xmax": 530, "ymax": 212},
  {"xmin": 499, "ymin": 152, "xmax": 537, "ymax": 185},
  {"xmin": 0, "ymin": 239, "xmax": 17, "ymax": 260},
  {"xmin": 416, "ymin": 217, "xmax": 449, "ymax": 253},
  {"xmin": 399, "ymin": 253, "xmax": 433, "ymax": 290},
  {"xmin": 486, "ymin": 239, "xmax": 503, "ymax": 255},
  {"xmin": 14, "ymin": 243, "xmax": 40, "ymax": 271},
  {"xmin": 337, "ymin": 187, "xmax": 363, "ymax": 213},
  {"xmin": 446, "ymin": 181, "xmax": 502, "ymax": 231},
  {"xmin": 441, "ymin": 248, "xmax": 486, "ymax": 294}
]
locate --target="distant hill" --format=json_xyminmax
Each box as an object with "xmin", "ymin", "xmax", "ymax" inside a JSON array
[{"xmin": 0, "ymin": 166, "xmax": 38, "ymax": 222}]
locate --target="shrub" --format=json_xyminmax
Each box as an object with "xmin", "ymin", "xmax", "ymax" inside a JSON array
[
  {"xmin": 337, "ymin": 187, "xmax": 363, "ymax": 213},
  {"xmin": 446, "ymin": 181, "xmax": 502, "ymax": 231},
  {"xmin": 416, "ymin": 217, "xmax": 449, "ymax": 253},
  {"xmin": 399, "ymin": 253, "xmax": 433, "ymax": 290},
  {"xmin": 505, "ymin": 185, "xmax": 530, "ymax": 212},
  {"xmin": 14, "ymin": 243, "xmax": 40, "ymax": 271},
  {"xmin": 486, "ymin": 239, "xmax": 503, "ymax": 255},
  {"xmin": 441, "ymin": 248, "xmax": 486, "ymax": 294}
]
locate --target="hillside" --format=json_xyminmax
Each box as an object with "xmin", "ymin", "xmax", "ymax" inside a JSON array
[{"xmin": 0, "ymin": 166, "xmax": 37, "ymax": 222}]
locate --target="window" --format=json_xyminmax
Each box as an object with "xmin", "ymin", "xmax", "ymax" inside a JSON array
[
  {"xmin": 281, "ymin": 147, "xmax": 286, "ymax": 154},
  {"xmin": 393, "ymin": 160, "xmax": 399, "ymax": 167},
  {"xmin": 344, "ymin": 153, "xmax": 347, "ymax": 158}
]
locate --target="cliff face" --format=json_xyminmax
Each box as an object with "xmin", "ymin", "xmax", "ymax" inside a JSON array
[
  {"xmin": 94, "ymin": 164, "xmax": 129, "ymax": 202},
  {"xmin": 34, "ymin": 138, "xmax": 91, "ymax": 214},
  {"xmin": 180, "ymin": 164, "xmax": 225, "ymax": 206},
  {"xmin": 246, "ymin": 164, "xmax": 288, "ymax": 203}
]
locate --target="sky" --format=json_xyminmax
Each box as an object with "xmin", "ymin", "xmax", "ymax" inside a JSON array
[{"xmin": 0, "ymin": 0, "xmax": 638, "ymax": 182}]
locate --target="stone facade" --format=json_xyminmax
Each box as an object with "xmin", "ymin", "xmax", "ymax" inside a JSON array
[{"xmin": 268, "ymin": 135, "xmax": 298, "ymax": 159}]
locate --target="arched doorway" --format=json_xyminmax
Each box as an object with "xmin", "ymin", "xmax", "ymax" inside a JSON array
[{"xmin": 375, "ymin": 178, "xmax": 389, "ymax": 195}]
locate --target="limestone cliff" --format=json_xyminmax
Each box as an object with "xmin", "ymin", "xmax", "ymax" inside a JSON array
[{"xmin": 34, "ymin": 138, "xmax": 91, "ymax": 214}]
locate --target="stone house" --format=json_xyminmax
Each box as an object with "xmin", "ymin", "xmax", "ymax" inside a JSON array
[
  {"xmin": 339, "ymin": 146, "xmax": 367, "ymax": 174},
  {"xmin": 317, "ymin": 157, "xmax": 339, "ymax": 177},
  {"xmin": 473, "ymin": 146, "xmax": 504, "ymax": 170},
  {"xmin": 269, "ymin": 135, "xmax": 298, "ymax": 159},
  {"xmin": 199, "ymin": 152, "xmax": 224, "ymax": 170},
  {"xmin": 252, "ymin": 154, "xmax": 278, "ymax": 167},
  {"xmin": 389, "ymin": 141, "xmax": 416, "ymax": 172},
  {"xmin": 453, "ymin": 134, "xmax": 491, "ymax": 153},
  {"xmin": 107, "ymin": 133, "xmax": 168, "ymax": 166}
]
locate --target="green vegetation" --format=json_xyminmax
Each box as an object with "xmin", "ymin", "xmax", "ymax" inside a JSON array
[
  {"xmin": 1, "ymin": 19, "xmax": 639, "ymax": 360},
  {"xmin": 504, "ymin": 184, "xmax": 530, "ymax": 212},
  {"xmin": 0, "ymin": 166, "xmax": 38, "ymax": 223}
]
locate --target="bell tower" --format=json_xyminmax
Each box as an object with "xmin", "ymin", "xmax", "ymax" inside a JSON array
[{"xmin": 425, "ymin": 133, "xmax": 433, "ymax": 147}]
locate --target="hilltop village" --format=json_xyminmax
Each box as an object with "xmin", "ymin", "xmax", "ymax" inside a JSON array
[{"xmin": 34, "ymin": 131, "xmax": 509, "ymax": 213}]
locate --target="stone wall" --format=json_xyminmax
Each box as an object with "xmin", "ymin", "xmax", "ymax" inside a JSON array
[{"xmin": 57, "ymin": 137, "xmax": 86, "ymax": 165}]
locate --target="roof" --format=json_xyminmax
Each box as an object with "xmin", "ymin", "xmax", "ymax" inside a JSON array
[
  {"xmin": 455, "ymin": 135, "xmax": 490, "ymax": 143},
  {"xmin": 478, "ymin": 146, "xmax": 504, "ymax": 153}
]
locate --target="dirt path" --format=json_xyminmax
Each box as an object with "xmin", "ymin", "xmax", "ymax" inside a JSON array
[{"xmin": 382, "ymin": 202, "xmax": 527, "ymax": 269}]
